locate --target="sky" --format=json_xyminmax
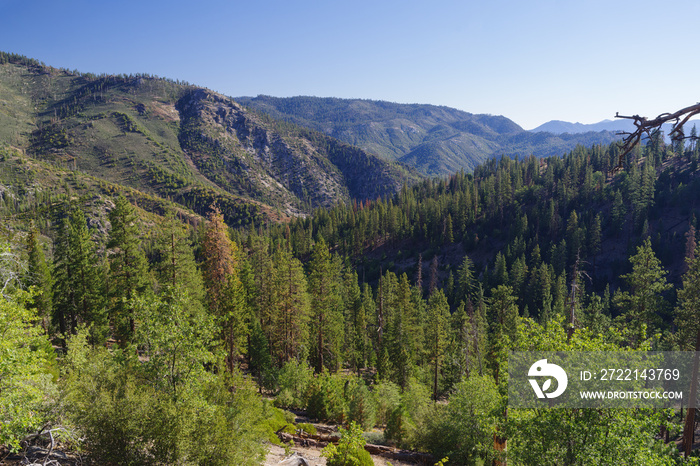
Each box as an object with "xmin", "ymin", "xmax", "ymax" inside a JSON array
[{"xmin": 1, "ymin": 0, "xmax": 698, "ymax": 130}]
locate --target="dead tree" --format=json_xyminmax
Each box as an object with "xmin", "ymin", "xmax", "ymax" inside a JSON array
[{"xmin": 614, "ymin": 102, "xmax": 700, "ymax": 170}]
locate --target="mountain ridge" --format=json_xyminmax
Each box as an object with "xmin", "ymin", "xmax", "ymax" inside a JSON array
[
  {"xmin": 236, "ymin": 95, "xmax": 621, "ymax": 176},
  {"xmin": 531, "ymin": 118, "xmax": 700, "ymax": 135},
  {"xmin": 0, "ymin": 52, "xmax": 418, "ymax": 225}
]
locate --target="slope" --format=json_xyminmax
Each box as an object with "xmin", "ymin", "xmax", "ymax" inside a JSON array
[
  {"xmin": 236, "ymin": 95, "xmax": 620, "ymax": 176},
  {"xmin": 0, "ymin": 53, "xmax": 418, "ymax": 225}
]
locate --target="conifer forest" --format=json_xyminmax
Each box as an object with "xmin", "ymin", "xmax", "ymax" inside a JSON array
[{"xmin": 3, "ymin": 52, "xmax": 700, "ymax": 465}]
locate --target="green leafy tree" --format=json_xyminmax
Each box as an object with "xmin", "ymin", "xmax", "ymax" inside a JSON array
[
  {"xmin": 322, "ymin": 421, "xmax": 373, "ymax": 466},
  {"xmin": 0, "ymin": 289, "xmax": 57, "ymax": 452},
  {"xmin": 421, "ymin": 375, "xmax": 500, "ymax": 465},
  {"xmin": 25, "ymin": 228, "xmax": 53, "ymax": 331}
]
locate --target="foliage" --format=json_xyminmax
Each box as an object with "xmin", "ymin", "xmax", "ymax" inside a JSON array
[
  {"xmin": 372, "ymin": 380, "xmax": 401, "ymax": 426},
  {"xmin": 274, "ymin": 359, "xmax": 315, "ymax": 409},
  {"xmin": 0, "ymin": 290, "xmax": 57, "ymax": 452},
  {"xmin": 420, "ymin": 375, "xmax": 500, "ymax": 465},
  {"xmin": 62, "ymin": 328, "xmax": 267, "ymax": 465},
  {"xmin": 385, "ymin": 378, "xmax": 432, "ymax": 448},
  {"xmin": 346, "ymin": 379, "xmax": 377, "ymax": 430},
  {"xmin": 107, "ymin": 195, "xmax": 150, "ymax": 342},
  {"xmin": 306, "ymin": 370, "xmax": 348, "ymax": 423},
  {"xmin": 322, "ymin": 421, "xmax": 373, "ymax": 466}
]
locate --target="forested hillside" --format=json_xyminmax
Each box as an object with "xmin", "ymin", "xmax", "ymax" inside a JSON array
[
  {"xmin": 4, "ymin": 51, "xmax": 700, "ymax": 465},
  {"xmin": 236, "ymin": 95, "xmax": 621, "ymax": 176},
  {"xmin": 0, "ymin": 52, "xmax": 417, "ymax": 224}
]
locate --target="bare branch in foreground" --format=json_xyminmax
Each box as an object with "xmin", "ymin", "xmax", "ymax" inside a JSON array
[{"xmin": 614, "ymin": 102, "xmax": 700, "ymax": 171}]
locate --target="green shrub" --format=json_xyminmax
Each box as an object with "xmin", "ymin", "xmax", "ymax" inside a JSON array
[
  {"xmin": 63, "ymin": 327, "xmax": 268, "ymax": 465},
  {"xmin": 384, "ymin": 378, "xmax": 431, "ymax": 449},
  {"xmin": 306, "ymin": 370, "xmax": 348, "ymax": 423},
  {"xmin": 297, "ymin": 422, "xmax": 317, "ymax": 435},
  {"xmin": 322, "ymin": 422, "xmax": 373, "ymax": 466},
  {"xmin": 347, "ymin": 380, "xmax": 377, "ymax": 430},
  {"xmin": 0, "ymin": 291, "xmax": 58, "ymax": 452},
  {"xmin": 260, "ymin": 401, "xmax": 297, "ymax": 444},
  {"xmin": 372, "ymin": 380, "xmax": 401, "ymax": 426},
  {"xmin": 275, "ymin": 359, "xmax": 314, "ymax": 408},
  {"xmin": 419, "ymin": 375, "xmax": 500, "ymax": 465}
]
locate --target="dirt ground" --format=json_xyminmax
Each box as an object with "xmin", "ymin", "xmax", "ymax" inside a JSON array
[{"xmin": 264, "ymin": 442, "xmax": 417, "ymax": 466}]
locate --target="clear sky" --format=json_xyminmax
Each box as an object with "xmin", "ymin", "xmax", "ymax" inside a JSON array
[{"xmin": 1, "ymin": 0, "xmax": 698, "ymax": 129}]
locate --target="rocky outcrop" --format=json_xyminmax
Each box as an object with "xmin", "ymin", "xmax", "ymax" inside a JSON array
[{"xmin": 177, "ymin": 89, "xmax": 417, "ymax": 213}]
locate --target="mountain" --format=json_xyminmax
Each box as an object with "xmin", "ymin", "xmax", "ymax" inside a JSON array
[
  {"xmin": 0, "ymin": 53, "xmax": 418, "ymax": 225},
  {"xmin": 235, "ymin": 95, "xmax": 620, "ymax": 176},
  {"xmin": 532, "ymin": 118, "xmax": 700, "ymax": 137},
  {"xmin": 531, "ymin": 119, "xmax": 635, "ymax": 134}
]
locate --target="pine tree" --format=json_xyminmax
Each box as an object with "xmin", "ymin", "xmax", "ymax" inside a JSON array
[
  {"xmin": 201, "ymin": 206, "xmax": 248, "ymax": 372},
  {"xmin": 153, "ymin": 212, "xmax": 204, "ymax": 302},
  {"xmin": 487, "ymin": 285, "xmax": 519, "ymax": 385},
  {"xmin": 308, "ymin": 238, "xmax": 343, "ymax": 372},
  {"xmin": 52, "ymin": 206, "xmax": 105, "ymax": 342},
  {"xmin": 425, "ymin": 289, "xmax": 449, "ymax": 400},
  {"xmin": 107, "ymin": 196, "xmax": 150, "ymax": 341},
  {"xmin": 341, "ymin": 268, "xmax": 363, "ymax": 371},
  {"xmin": 676, "ymin": 242, "xmax": 700, "ymax": 455},
  {"xmin": 613, "ymin": 237, "xmax": 671, "ymax": 346},
  {"xmin": 456, "ymin": 255, "xmax": 476, "ymax": 305},
  {"xmin": 684, "ymin": 224, "xmax": 696, "ymax": 274},
  {"xmin": 273, "ymin": 245, "xmax": 310, "ymax": 364},
  {"xmin": 428, "ymin": 255, "xmax": 439, "ymax": 295},
  {"xmin": 386, "ymin": 273, "xmax": 419, "ymax": 388}
]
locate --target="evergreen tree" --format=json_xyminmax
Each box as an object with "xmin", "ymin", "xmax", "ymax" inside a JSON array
[
  {"xmin": 273, "ymin": 245, "xmax": 310, "ymax": 364},
  {"xmin": 153, "ymin": 212, "xmax": 204, "ymax": 302},
  {"xmin": 25, "ymin": 228, "xmax": 52, "ymax": 332},
  {"xmin": 675, "ymin": 242, "xmax": 700, "ymax": 350},
  {"xmin": 53, "ymin": 206, "xmax": 105, "ymax": 342},
  {"xmin": 456, "ymin": 255, "xmax": 476, "ymax": 305},
  {"xmin": 308, "ymin": 238, "xmax": 343, "ymax": 372},
  {"xmin": 107, "ymin": 196, "xmax": 150, "ymax": 341},
  {"xmin": 425, "ymin": 289, "xmax": 449, "ymax": 400},
  {"xmin": 201, "ymin": 206, "xmax": 247, "ymax": 372},
  {"xmin": 613, "ymin": 237, "xmax": 671, "ymax": 346}
]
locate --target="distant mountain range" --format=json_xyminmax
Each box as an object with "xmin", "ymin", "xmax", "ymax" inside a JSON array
[
  {"xmin": 531, "ymin": 118, "xmax": 700, "ymax": 138},
  {"xmin": 236, "ymin": 96, "xmax": 621, "ymax": 177}
]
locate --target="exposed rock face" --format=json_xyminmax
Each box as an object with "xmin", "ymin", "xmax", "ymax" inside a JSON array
[{"xmin": 177, "ymin": 89, "xmax": 414, "ymax": 215}]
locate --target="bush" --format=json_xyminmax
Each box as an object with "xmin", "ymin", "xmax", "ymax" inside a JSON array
[
  {"xmin": 63, "ymin": 328, "xmax": 269, "ymax": 465},
  {"xmin": 419, "ymin": 375, "xmax": 500, "ymax": 465},
  {"xmin": 260, "ymin": 401, "xmax": 297, "ymax": 444},
  {"xmin": 322, "ymin": 422, "xmax": 373, "ymax": 466},
  {"xmin": 0, "ymin": 292, "xmax": 58, "ymax": 452},
  {"xmin": 372, "ymin": 380, "xmax": 401, "ymax": 426},
  {"xmin": 275, "ymin": 359, "xmax": 314, "ymax": 409},
  {"xmin": 306, "ymin": 370, "xmax": 348, "ymax": 423},
  {"xmin": 384, "ymin": 378, "xmax": 431, "ymax": 449},
  {"xmin": 346, "ymin": 380, "xmax": 377, "ymax": 430}
]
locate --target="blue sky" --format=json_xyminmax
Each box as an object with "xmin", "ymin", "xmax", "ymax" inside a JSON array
[{"xmin": 1, "ymin": 0, "xmax": 698, "ymax": 129}]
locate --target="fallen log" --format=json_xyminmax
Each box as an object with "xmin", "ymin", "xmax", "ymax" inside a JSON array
[{"xmin": 276, "ymin": 431, "xmax": 434, "ymax": 464}]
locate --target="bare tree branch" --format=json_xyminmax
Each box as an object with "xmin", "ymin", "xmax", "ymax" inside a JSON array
[{"xmin": 614, "ymin": 102, "xmax": 700, "ymax": 171}]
